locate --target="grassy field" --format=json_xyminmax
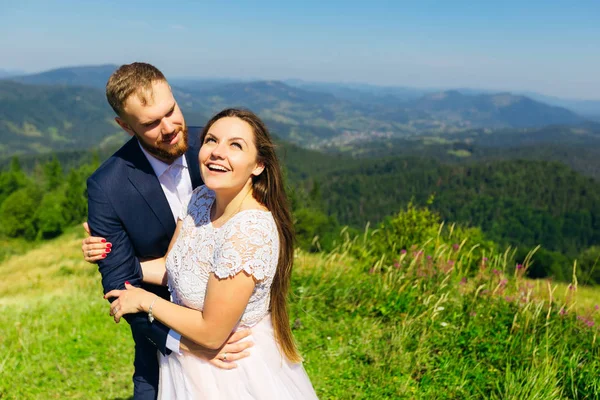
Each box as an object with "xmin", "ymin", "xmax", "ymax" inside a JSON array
[{"xmin": 1, "ymin": 228, "xmax": 600, "ymax": 399}]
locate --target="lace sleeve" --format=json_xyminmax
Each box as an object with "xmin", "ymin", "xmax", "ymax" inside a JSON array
[{"xmin": 212, "ymin": 212, "xmax": 279, "ymax": 281}]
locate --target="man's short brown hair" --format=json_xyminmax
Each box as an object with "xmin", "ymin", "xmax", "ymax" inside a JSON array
[{"xmin": 106, "ymin": 62, "xmax": 167, "ymax": 116}]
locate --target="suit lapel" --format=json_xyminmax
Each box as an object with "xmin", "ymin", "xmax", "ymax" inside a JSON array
[{"xmin": 124, "ymin": 139, "xmax": 176, "ymax": 235}]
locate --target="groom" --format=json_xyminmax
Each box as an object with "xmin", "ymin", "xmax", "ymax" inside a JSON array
[{"xmin": 85, "ymin": 63, "xmax": 249, "ymax": 399}]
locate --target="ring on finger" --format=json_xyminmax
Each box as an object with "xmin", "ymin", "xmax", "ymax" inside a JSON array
[
  {"xmin": 87, "ymin": 251, "xmax": 91, "ymax": 257},
  {"xmin": 222, "ymin": 353, "xmax": 227, "ymax": 361}
]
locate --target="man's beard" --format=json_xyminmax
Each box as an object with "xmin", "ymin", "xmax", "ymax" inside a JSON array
[{"xmin": 137, "ymin": 125, "xmax": 189, "ymax": 163}]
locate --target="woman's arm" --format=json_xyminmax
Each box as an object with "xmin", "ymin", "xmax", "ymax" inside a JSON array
[
  {"xmin": 130, "ymin": 219, "xmax": 186, "ymax": 286},
  {"xmin": 140, "ymin": 257, "xmax": 167, "ymax": 285},
  {"xmin": 106, "ymin": 216, "xmax": 273, "ymax": 350},
  {"xmin": 106, "ymin": 273, "xmax": 255, "ymax": 349}
]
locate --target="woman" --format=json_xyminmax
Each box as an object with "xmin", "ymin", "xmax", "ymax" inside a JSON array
[{"xmin": 105, "ymin": 108, "xmax": 317, "ymax": 399}]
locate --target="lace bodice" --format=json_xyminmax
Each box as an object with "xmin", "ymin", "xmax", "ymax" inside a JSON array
[{"xmin": 165, "ymin": 185, "xmax": 279, "ymax": 328}]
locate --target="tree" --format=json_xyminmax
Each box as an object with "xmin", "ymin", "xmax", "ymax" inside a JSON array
[
  {"xmin": 0, "ymin": 187, "xmax": 42, "ymax": 240},
  {"xmin": 63, "ymin": 169, "xmax": 87, "ymax": 225},
  {"xmin": 34, "ymin": 190, "xmax": 68, "ymax": 239}
]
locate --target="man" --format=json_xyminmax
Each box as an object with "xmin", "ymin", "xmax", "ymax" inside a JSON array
[{"xmin": 83, "ymin": 63, "xmax": 250, "ymax": 399}]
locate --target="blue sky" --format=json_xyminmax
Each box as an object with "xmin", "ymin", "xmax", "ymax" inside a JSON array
[{"xmin": 1, "ymin": 0, "xmax": 599, "ymax": 99}]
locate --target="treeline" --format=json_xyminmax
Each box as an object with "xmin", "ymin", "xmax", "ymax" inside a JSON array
[
  {"xmin": 0, "ymin": 157, "xmax": 93, "ymax": 240},
  {"xmin": 3, "ymin": 147, "xmax": 600, "ymax": 285},
  {"xmin": 293, "ymin": 156, "xmax": 600, "ymax": 283}
]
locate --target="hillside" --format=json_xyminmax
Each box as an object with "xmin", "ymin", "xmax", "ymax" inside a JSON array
[
  {"xmin": 1, "ymin": 216, "xmax": 599, "ymax": 398},
  {"xmin": 412, "ymin": 90, "xmax": 584, "ymax": 128},
  {"xmin": 8, "ymin": 64, "xmax": 118, "ymax": 89},
  {"xmin": 304, "ymin": 157, "xmax": 600, "ymax": 258},
  {"xmin": 0, "ymin": 80, "xmax": 124, "ymax": 156}
]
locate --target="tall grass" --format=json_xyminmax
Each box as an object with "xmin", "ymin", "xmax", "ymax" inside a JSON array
[{"xmin": 2, "ymin": 224, "xmax": 600, "ymax": 399}]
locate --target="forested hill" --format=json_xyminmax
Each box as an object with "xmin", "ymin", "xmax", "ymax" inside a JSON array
[
  {"xmin": 306, "ymin": 156, "xmax": 600, "ymax": 257},
  {"xmin": 0, "ymin": 80, "xmax": 123, "ymax": 156},
  {"xmin": 8, "ymin": 64, "xmax": 118, "ymax": 88}
]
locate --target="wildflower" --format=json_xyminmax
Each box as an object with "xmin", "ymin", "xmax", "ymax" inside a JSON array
[
  {"xmin": 587, "ymin": 320, "xmax": 595, "ymax": 328},
  {"xmin": 559, "ymin": 308, "xmax": 567, "ymax": 316},
  {"xmin": 595, "ymin": 305, "xmax": 599, "ymax": 311},
  {"xmin": 327, "ymin": 336, "xmax": 331, "ymax": 340},
  {"xmin": 427, "ymin": 255, "xmax": 432, "ymax": 260},
  {"xmin": 394, "ymin": 262, "xmax": 401, "ymax": 269},
  {"xmin": 483, "ymin": 257, "xmax": 488, "ymax": 262},
  {"xmin": 568, "ymin": 284, "xmax": 576, "ymax": 291},
  {"xmin": 492, "ymin": 269, "xmax": 500, "ymax": 275},
  {"xmin": 436, "ymin": 307, "xmax": 445, "ymax": 311},
  {"xmin": 505, "ymin": 296, "xmax": 513, "ymax": 302},
  {"xmin": 368, "ymin": 267, "xmax": 376, "ymax": 275},
  {"xmin": 452, "ymin": 243, "xmax": 459, "ymax": 251},
  {"xmin": 470, "ymin": 312, "xmax": 477, "ymax": 317},
  {"xmin": 516, "ymin": 264, "xmax": 523, "ymax": 270},
  {"xmin": 400, "ymin": 249, "xmax": 407, "ymax": 254},
  {"xmin": 460, "ymin": 277, "xmax": 467, "ymax": 285},
  {"xmin": 499, "ymin": 279, "xmax": 508, "ymax": 286},
  {"xmin": 448, "ymin": 260, "xmax": 455, "ymax": 265},
  {"xmin": 440, "ymin": 322, "xmax": 448, "ymax": 327}
]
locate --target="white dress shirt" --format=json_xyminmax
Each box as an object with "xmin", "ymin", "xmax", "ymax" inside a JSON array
[{"xmin": 140, "ymin": 143, "xmax": 193, "ymax": 354}]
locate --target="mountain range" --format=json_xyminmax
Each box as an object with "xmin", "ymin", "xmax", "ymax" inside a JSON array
[{"xmin": 0, "ymin": 64, "xmax": 597, "ymax": 158}]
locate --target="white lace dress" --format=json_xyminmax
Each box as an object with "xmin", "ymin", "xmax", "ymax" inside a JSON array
[{"xmin": 158, "ymin": 185, "xmax": 318, "ymax": 399}]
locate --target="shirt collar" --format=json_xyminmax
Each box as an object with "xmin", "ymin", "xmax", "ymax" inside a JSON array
[{"xmin": 138, "ymin": 141, "xmax": 188, "ymax": 178}]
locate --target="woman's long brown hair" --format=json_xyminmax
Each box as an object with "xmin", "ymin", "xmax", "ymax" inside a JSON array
[{"xmin": 200, "ymin": 108, "xmax": 302, "ymax": 363}]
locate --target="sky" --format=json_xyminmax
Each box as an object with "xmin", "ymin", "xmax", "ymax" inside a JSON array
[{"xmin": 1, "ymin": 0, "xmax": 599, "ymax": 100}]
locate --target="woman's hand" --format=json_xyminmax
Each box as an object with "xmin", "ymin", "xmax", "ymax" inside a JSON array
[
  {"xmin": 104, "ymin": 282, "xmax": 154, "ymax": 323},
  {"xmin": 81, "ymin": 222, "xmax": 112, "ymax": 263}
]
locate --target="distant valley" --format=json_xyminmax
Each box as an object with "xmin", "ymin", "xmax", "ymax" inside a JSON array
[{"xmin": 1, "ymin": 65, "xmax": 599, "ymax": 160}]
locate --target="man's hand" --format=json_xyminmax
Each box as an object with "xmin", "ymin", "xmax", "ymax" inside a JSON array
[
  {"xmin": 81, "ymin": 222, "xmax": 112, "ymax": 263},
  {"xmin": 180, "ymin": 329, "xmax": 254, "ymax": 370}
]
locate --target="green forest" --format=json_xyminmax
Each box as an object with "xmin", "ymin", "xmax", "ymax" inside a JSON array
[{"xmin": 2, "ymin": 140, "xmax": 600, "ymax": 285}]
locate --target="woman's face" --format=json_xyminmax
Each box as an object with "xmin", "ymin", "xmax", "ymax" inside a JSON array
[{"xmin": 199, "ymin": 117, "xmax": 264, "ymax": 193}]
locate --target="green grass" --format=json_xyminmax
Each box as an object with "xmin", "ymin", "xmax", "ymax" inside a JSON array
[{"xmin": 2, "ymin": 229, "xmax": 600, "ymax": 399}]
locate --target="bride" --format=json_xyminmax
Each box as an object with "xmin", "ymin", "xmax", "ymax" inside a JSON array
[{"xmin": 105, "ymin": 108, "xmax": 318, "ymax": 399}]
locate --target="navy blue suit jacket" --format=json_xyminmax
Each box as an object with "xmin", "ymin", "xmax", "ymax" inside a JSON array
[{"xmin": 87, "ymin": 128, "xmax": 203, "ymax": 355}]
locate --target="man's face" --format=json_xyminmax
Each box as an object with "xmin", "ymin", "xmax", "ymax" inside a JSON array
[{"xmin": 116, "ymin": 80, "xmax": 188, "ymax": 163}]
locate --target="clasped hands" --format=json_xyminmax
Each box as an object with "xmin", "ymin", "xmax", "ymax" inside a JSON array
[{"xmin": 105, "ymin": 283, "xmax": 253, "ymax": 369}]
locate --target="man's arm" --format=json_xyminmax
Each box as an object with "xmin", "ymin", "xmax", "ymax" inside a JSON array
[{"xmin": 87, "ymin": 176, "xmax": 171, "ymax": 355}]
